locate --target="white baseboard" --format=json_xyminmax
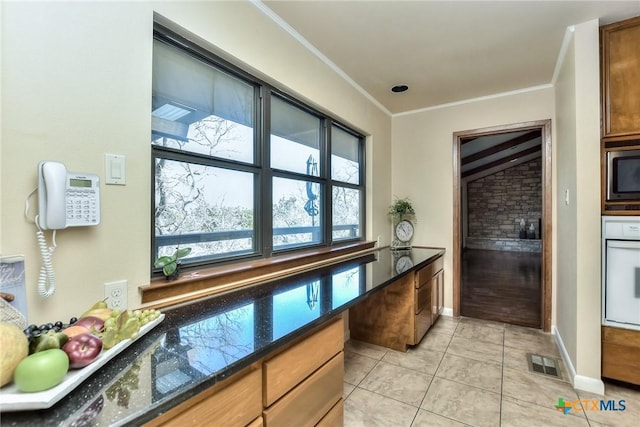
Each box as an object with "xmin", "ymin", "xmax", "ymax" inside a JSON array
[
  {"xmin": 574, "ymin": 375, "xmax": 605, "ymax": 395},
  {"xmin": 442, "ymin": 307, "xmax": 454, "ymax": 317},
  {"xmin": 553, "ymin": 325, "xmax": 577, "ymax": 382},
  {"xmin": 552, "ymin": 325, "xmax": 605, "ymax": 395}
]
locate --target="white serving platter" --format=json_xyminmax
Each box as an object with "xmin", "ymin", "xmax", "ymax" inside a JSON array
[{"xmin": 0, "ymin": 313, "xmax": 165, "ymax": 411}]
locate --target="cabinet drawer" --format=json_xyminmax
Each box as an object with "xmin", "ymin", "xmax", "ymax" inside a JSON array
[
  {"xmin": 415, "ymin": 281, "xmax": 431, "ymax": 315},
  {"xmin": 416, "ymin": 256, "xmax": 443, "ymax": 288},
  {"xmin": 149, "ymin": 366, "xmax": 262, "ymax": 427},
  {"xmin": 602, "ymin": 326, "xmax": 640, "ymax": 385},
  {"xmin": 263, "ymin": 352, "xmax": 344, "ymax": 427},
  {"xmin": 316, "ymin": 398, "xmax": 343, "ymax": 427},
  {"xmin": 264, "ymin": 317, "xmax": 343, "ymax": 407}
]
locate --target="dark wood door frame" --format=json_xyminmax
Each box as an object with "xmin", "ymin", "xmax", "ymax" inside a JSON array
[{"xmin": 453, "ymin": 120, "xmax": 552, "ymax": 332}]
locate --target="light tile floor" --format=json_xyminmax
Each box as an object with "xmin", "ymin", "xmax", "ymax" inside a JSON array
[{"xmin": 343, "ymin": 315, "xmax": 640, "ymax": 427}]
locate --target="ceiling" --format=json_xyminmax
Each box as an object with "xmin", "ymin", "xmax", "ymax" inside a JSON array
[
  {"xmin": 461, "ymin": 129, "xmax": 542, "ymax": 181},
  {"xmin": 258, "ymin": 1, "xmax": 638, "ymax": 178},
  {"xmin": 260, "ymin": 0, "xmax": 640, "ymax": 115}
]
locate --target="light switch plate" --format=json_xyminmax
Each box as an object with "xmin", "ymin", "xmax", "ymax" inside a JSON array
[{"xmin": 105, "ymin": 153, "xmax": 126, "ymax": 185}]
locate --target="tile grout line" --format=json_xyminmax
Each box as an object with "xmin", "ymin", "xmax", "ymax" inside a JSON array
[{"xmin": 414, "ymin": 319, "xmax": 458, "ymax": 419}]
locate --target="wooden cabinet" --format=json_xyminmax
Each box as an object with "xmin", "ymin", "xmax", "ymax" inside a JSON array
[
  {"xmin": 146, "ymin": 364, "xmax": 263, "ymax": 427},
  {"xmin": 432, "ymin": 269, "xmax": 444, "ymax": 322},
  {"xmin": 247, "ymin": 418, "xmax": 264, "ymax": 427},
  {"xmin": 146, "ymin": 317, "xmax": 344, "ymax": 427},
  {"xmin": 262, "ymin": 317, "xmax": 344, "ymax": 427},
  {"xmin": 349, "ymin": 255, "xmax": 444, "ymax": 352},
  {"xmin": 263, "ymin": 317, "xmax": 343, "ymax": 407},
  {"xmin": 600, "ymin": 15, "xmax": 640, "ymax": 214},
  {"xmin": 602, "ymin": 326, "xmax": 640, "ymax": 385},
  {"xmin": 317, "ymin": 399, "xmax": 344, "ymax": 427},
  {"xmin": 601, "ymin": 16, "xmax": 640, "ymax": 141},
  {"xmin": 262, "ymin": 353, "xmax": 343, "ymax": 427}
]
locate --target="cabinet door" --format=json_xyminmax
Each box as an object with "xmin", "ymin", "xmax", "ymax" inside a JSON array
[
  {"xmin": 414, "ymin": 303, "xmax": 432, "ymax": 344},
  {"xmin": 436, "ymin": 269, "xmax": 444, "ymax": 317},
  {"xmin": 601, "ymin": 16, "xmax": 640, "ymax": 139}
]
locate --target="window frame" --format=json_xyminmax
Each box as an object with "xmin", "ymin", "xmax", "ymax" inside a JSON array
[{"xmin": 151, "ymin": 23, "xmax": 366, "ymax": 277}]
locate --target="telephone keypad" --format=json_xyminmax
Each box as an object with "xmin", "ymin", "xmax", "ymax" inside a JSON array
[{"xmin": 65, "ymin": 190, "xmax": 99, "ymax": 225}]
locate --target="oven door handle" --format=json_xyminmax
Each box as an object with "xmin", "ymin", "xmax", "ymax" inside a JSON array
[{"xmin": 607, "ymin": 240, "xmax": 640, "ymax": 249}]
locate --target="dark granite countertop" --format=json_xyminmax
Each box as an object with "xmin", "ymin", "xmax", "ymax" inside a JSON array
[{"xmin": 1, "ymin": 246, "xmax": 444, "ymax": 426}]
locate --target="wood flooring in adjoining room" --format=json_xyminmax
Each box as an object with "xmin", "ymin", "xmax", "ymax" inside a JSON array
[{"xmin": 461, "ymin": 248, "xmax": 541, "ymax": 328}]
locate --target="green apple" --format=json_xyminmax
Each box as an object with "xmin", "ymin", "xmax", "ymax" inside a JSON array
[{"xmin": 13, "ymin": 349, "xmax": 69, "ymax": 392}]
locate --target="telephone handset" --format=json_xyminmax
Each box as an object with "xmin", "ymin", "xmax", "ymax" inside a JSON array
[
  {"xmin": 38, "ymin": 161, "xmax": 101, "ymax": 230},
  {"xmin": 33, "ymin": 161, "xmax": 100, "ymax": 298}
]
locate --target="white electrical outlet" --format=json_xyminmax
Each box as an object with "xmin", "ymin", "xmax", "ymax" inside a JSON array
[{"xmin": 104, "ymin": 280, "xmax": 128, "ymax": 309}]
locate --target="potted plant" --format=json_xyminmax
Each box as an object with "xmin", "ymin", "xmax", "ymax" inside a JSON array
[
  {"xmin": 388, "ymin": 197, "xmax": 415, "ymax": 220},
  {"xmin": 388, "ymin": 197, "xmax": 416, "ymax": 249},
  {"xmin": 154, "ymin": 247, "xmax": 192, "ymax": 280}
]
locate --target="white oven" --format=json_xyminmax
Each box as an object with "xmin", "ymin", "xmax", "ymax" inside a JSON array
[{"xmin": 602, "ymin": 216, "xmax": 640, "ymax": 331}]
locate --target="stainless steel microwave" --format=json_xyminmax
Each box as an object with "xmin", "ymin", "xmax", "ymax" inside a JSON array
[{"xmin": 607, "ymin": 149, "xmax": 640, "ymax": 201}]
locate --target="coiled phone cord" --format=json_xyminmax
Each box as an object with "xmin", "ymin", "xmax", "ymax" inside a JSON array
[
  {"xmin": 25, "ymin": 188, "xmax": 57, "ymax": 298},
  {"xmin": 35, "ymin": 219, "xmax": 57, "ymax": 298}
]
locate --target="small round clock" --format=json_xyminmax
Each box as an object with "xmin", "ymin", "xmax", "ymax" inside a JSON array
[
  {"xmin": 395, "ymin": 219, "xmax": 414, "ymax": 246},
  {"xmin": 395, "ymin": 255, "xmax": 414, "ymax": 274}
]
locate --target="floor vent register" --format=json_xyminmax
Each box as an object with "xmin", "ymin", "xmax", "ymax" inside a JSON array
[{"xmin": 527, "ymin": 353, "xmax": 561, "ymax": 379}]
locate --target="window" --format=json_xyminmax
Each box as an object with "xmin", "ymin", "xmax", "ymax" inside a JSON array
[
  {"xmin": 151, "ymin": 25, "xmax": 365, "ymax": 274},
  {"xmin": 331, "ymin": 125, "xmax": 363, "ymax": 240}
]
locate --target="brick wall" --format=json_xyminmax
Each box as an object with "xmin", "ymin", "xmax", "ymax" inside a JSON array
[{"xmin": 467, "ymin": 159, "xmax": 541, "ymax": 240}]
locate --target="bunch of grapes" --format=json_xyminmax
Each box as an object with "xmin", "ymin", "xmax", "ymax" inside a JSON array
[
  {"xmin": 23, "ymin": 317, "xmax": 78, "ymax": 338},
  {"xmin": 133, "ymin": 309, "xmax": 162, "ymax": 326},
  {"xmin": 100, "ymin": 308, "xmax": 161, "ymax": 349}
]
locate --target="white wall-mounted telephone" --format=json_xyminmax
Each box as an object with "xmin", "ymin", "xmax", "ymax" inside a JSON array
[
  {"xmin": 32, "ymin": 161, "xmax": 101, "ymax": 298},
  {"xmin": 38, "ymin": 161, "xmax": 101, "ymax": 230}
]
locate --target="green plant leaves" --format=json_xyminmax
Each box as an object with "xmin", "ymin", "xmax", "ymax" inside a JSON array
[
  {"xmin": 162, "ymin": 263, "xmax": 177, "ymax": 277},
  {"xmin": 174, "ymin": 247, "xmax": 192, "ymax": 259},
  {"xmin": 389, "ymin": 197, "xmax": 415, "ymax": 217},
  {"xmin": 154, "ymin": 247, "xmax": 191, "ymax": 277},
  {"xmin": 153, "ymin": 256, "xmax": 173, "ymax": 268}
]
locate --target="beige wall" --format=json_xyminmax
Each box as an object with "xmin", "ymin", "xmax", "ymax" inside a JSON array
[
  {"xmin": 574, "ymin": 19, "xmax": 603, "ymax": 387},
  {"xmin": 0, "ymin": 1, "xmax": 3, "ymax": 252},
  {"xmin": 555, "ymin": 31, "xmax": 579, "ymax": 368},
  {"xmin": 391, "ymin": 89, "xmax": 555, "ymax": 312},
  {"xmin": 1, "ymin": 1, "xmax": 391, "ymax": 324},
  {"xmin": 554, "ymin": 19, "xmax": 603, "ymax": 390}
]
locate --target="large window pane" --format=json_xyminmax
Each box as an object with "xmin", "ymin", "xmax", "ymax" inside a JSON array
[
  {"xmin": 152, "ymin": 40, "xmax": 254, "ymax": 163},
  {"xmin": 273, "ymin": 177, "xmax": 322, "ymax": 249},
  {"xmin": 155, "ymin": 158, "xmax": 255, "ymax": 260},
  {"xmin": 152, "ymin": 29, "xmax": 365, "ymax": 272},
  {"xmin": 331, "ymin": 126, "xmax": 360, "ymax": 184},
  {"xmin": 271, "ymin": 96, "xmax": 321, "ymax": 175},
  {"xmin": 332, "ymin": 186, "xmax": 361, "ymax": 240}
]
